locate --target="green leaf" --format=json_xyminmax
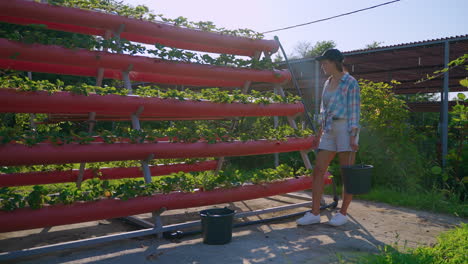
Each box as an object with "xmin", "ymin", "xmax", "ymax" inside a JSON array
[
  {"xmin": 456, "ymin": 92, "xmax": 466, "ymax": 100},
  {"xmin": 459, "ymin": 79, "xmax": 468, "ymax": 88},
  {"xmin": 442, "ymin": 173, "xmax": 449, "ymax": 182},
  {"xmin": 431, "ymin": 166, "xmax": 442, "ymax": 175}
]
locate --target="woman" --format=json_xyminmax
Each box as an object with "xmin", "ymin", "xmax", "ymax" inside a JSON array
[{"xmin": 297, "ymin": 48, "xmax": 360, "ymax": 227}]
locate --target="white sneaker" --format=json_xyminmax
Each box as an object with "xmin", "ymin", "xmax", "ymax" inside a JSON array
[
  {"xmin": 296, "ymin": 212, "xmax": 320, "ymax": 225},
  {"xmin": 328, "ymin": 212, "xmax": 348, "ymax": 226}
]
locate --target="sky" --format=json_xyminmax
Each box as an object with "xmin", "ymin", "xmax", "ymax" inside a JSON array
[{"xmin": 122, "ymin": 0, "xmax": 467, "ymax": 56}]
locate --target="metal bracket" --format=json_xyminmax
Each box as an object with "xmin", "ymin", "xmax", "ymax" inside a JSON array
[
  {"xmin": 153, "ymin": 207, "xmax": 167, "ymax": 238},
  {"xmin": 113, "ymin": 24, "xmax": 126, "ymax": 39},
  {"xmin": 141, "ymin": 154, "xmax": 154, "ymax": 184}
]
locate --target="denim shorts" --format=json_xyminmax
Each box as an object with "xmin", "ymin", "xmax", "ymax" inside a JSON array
[{"xmin": 318, "ymin": 119, "xmax": 358, "ymax": 152}]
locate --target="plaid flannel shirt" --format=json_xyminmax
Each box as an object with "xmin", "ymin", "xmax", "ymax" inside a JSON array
[{"xmin": 319, "ymin": 73, "xmax": 360, "ymax": 133}]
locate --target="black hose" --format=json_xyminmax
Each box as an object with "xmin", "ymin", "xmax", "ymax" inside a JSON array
[{"xmin": 163, "ymin": 201, "xmax": 338, "ymax": 240}]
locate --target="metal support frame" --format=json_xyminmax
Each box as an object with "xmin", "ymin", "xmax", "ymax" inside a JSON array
[
  {"xmin": 122, "ymin": 67, "xmax": 133, "ymax": 95},
  {"xmin": 214, "ymin": 51, "xmax": 261, "ymax": 177},
  {"xmin": 96, "ymin": 30, "xmax": 112, "ymax": 87},
  {"xmin": 1, "ymin": 32, "xmax": 340, "ymax": 260},
  {"xmin": 141, "ymin": 154, "xmax": 154, "ymax": 184},
  {"xmin": 129, "ymin": 106, "xmax": 152, "ymax": 183},
  {"xmin": 441, "ymin": 41, "xmax": 449, "ymax": 169},
  {"xmin": 27, "ymin": 72, "xmax": 37, "ymax": 130},
  {"xmin": 111, "ymin": 23, "xmax": 158, "ymax": 229},
  {"xmin": 112, "ymin": 24, "xmax": 134, "ymax": 95},
  {"xmin": 0, "ymin": 193, "xmax": 333, "ymax": 261},
  {"xmin": 273, "ymin": 86, "xmax": 280, "ymax": 167},
  {"xmin": 131, "ymin": 105, "xmax": 144, "ymax": 130},
  {"xmin": 314, "ymin": 60, "xmax": 320, "ymax": 120},
  {"xmin": 153, "ymin": 207, "xmax": 166, "ymax": 238},
  {"xmin": 275, "ymin": 84, "xmax": 314, "ymax": 170}
]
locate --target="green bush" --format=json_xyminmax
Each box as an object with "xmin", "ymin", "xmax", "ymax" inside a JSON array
[
  {"xmin": 352, "ymin": 223, "xmax": 468, "ymax": 264},
  {"xmin": 358, "ymin": 80, "xmax": 427, "ymax": 191}
]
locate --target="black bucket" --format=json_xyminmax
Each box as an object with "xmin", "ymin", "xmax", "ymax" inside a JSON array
[
  {"xmin": 200, "ymin": 207, "xmax": 235, "ymax": 245},
  {"xmin": 342, "ymin": 164, "xmax": 373, "ymax": 194}
]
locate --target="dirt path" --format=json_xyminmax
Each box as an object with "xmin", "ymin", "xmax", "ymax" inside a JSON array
[{"xmin": 1, "ymin": 190, "xmax": 466, "ymax": 264}]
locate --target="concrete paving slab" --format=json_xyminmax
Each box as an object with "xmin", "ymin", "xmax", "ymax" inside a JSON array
[{"xmin": 1, "ymin": 191, "xmax": 466, "ymax": 264}]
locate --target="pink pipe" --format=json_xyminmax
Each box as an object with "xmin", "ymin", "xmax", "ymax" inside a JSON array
[
  {"xmin": 0, "ymin": 89, "xmax": 304, "ymax": 117},
  {"xmin": 0, "ymin": 1, "xmax": 279, "ymax": 56},
  {"xmin": 0, "ymin": 15, "xmax": 257, "ymax": 57},
  {"xmin": 0, "ymin": 58, "xmax": 245, "ymax": 87},
  {"xmin": 0, "ymin": 174, "xmax": 332, "ymax": 232},
  {"xmin": 0, "ymin": 137, "xmax": 315, "ymax": 166},
  {"xmin": 0, "ymin": 161, "xmax": 217, "ymax": 187},
  {"xmin": 0, "ymin": 39, "xmax": 290, "ymax": 83}
]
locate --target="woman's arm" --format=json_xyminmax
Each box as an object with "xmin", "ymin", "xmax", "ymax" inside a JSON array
[
  {"xmin": 347, "ymin": 79, "xmax": 360, "ymax": 151},
  {"xmin": 347, "ymin": 80, "xmax": 360, "ymax": 134}
]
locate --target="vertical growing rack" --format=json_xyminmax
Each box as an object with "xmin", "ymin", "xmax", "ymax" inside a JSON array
[{"xmin": 0, "ymin": 0, "xmax": 334, "ymax": 259}]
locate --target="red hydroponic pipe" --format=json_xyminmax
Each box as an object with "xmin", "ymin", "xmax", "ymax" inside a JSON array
[
  {"xmin": 0, "ymin": 58, "xmax": 245, "ymax": 87},
  {"xmin": 0, "ymin": 174, "xmax": 333, "ymax": 233},
  {"xmin": 0, "ymin": 161, "xmax": 217, "ymax": 187},
  {"xmin": 0, "ymin": 15, "xmax": 257, "ymax": 57},
  {"xmin": 0, "ymin": 137, "xmax": 315, "ymax": 166},
  {"xmin": 0, "ymin": 89, "xmax": 304, "ymax": 118},
  {"xmin": 0, "ymin": 1, "xmax": 279, "ymax": 56},
  {"xmin": 44, "ymin": 116, "xmax": 228, "ymax": 122},
  {"xmin": 0, "ymin": 39, "xmax": 290, "ymax": 83}
]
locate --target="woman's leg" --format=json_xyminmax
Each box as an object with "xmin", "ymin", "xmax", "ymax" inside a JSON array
[
  {"xmin": 311, "ymin": 149, "xmax": 336, "ymax": 215},
  {"xmin": 337, "ymin": 151, "xmax": 356, "ymax": 215}
]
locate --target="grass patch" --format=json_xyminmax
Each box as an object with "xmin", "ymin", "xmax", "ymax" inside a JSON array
[
  {"xmin": 344, "ymin": 223, "xmax": 468, "ymax": 264},
  {"xmin": 324, "ymin": 185, "xmax": 467, "ymax": 218}
]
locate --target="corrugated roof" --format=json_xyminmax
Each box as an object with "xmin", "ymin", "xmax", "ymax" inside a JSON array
[
  {"xmin": 284, "ymin": 34, "xmax": 468, "ymax": 64},
  {"xmin": 344, "ymin": 34, "xmax": 468, "ymax": 54},
  {"xmin": 254, "ymin": 34, "xmax": 468, "ymax": 112}
]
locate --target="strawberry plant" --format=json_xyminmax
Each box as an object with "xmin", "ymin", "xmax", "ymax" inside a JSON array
[
  {"xmin": 26, "ymin": 185, "xmax": 49, "ymax": 209},
  {"xmin": 0, "ymin": 164, "xmax": 314, "ymax": 211}
]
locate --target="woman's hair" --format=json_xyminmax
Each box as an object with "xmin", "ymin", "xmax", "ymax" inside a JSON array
[{"xmin": 333, "ymin": 60, "xmax": 344, "ymax": 72}]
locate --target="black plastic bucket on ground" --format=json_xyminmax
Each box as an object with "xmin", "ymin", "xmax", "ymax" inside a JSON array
[
  {"xmin": 200, "ymin": 207, "xmax": 235, "ymax": 245},
  {"xmin": 342, "ymin": 164, "xmax": 373, "ymax": 194}
]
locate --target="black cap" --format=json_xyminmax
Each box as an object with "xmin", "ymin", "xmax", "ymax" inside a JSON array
[{"xmin": 316, "ymin": 49, "xmax": 344, "ymax": 62}]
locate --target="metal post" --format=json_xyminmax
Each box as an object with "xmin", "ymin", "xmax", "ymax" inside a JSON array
[
  {"xmin": 153, "ymin": 207, "xmax": 166, "ymax": 239},
  {"xmin": 96, "ymin": 30, "xmax": 112, "ymax": 86},
  {"xmin": 314, "ymin": 60, "xmax": 320, "ymax": 119},
  {"xmin": 273, "ymin": 86, "xmax": 280, "ymax": 167},
  {"xmin": 131, "ymin": 106, "xmax": 144, "ymax": 131},
  {"xmin": 76, "ymin": 112, "xmax": 96, "ymax": 188},
  {"xmin": 113, "ymin": 24, "xmax": 133, "ymax": 95},
  {"xmin": 441, "ymin": 41, "xmax": 449, "ymax": 169},
  {"xmin": 130, "ymin": 106, "xmax": 152, "ymax": 183},
  {"xmin": 122, "ymin": 71, "xmax": 132, "ymax": 95},
  {"xmin": 141, "ymin": 154, "xmax": 154, "ymax": 184},
  {"xmin": 27, "ymin": 72, "xmax": 37, "ymax": 130}
]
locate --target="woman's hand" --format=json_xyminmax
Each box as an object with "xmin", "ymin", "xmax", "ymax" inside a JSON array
[
  {"xmin": 311, "ymin": 130, "xmax": 322, "ymax": 150},
  {"xmin": 350, "ymin": 136, "xmax": 359, "ymax": 151}
]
